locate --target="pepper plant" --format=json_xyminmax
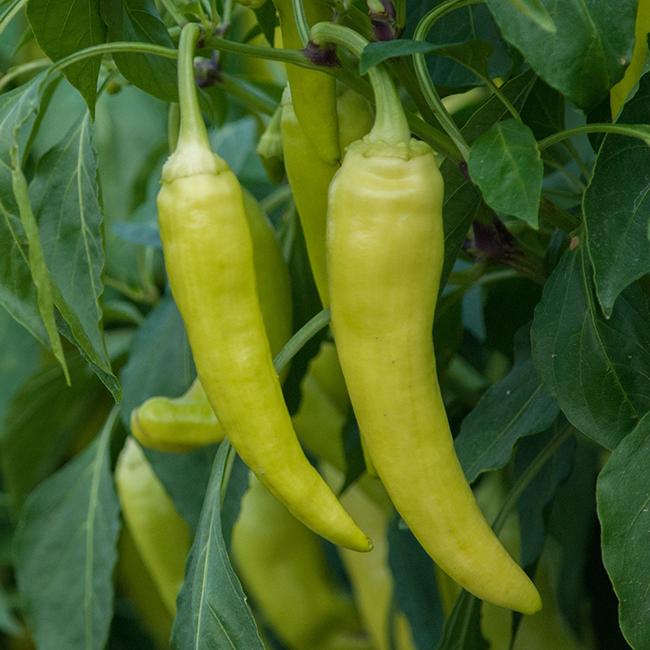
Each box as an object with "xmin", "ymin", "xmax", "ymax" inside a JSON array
[{"xmin": 0, "ymin": 0, "xmax": 649, "ymax": 649}]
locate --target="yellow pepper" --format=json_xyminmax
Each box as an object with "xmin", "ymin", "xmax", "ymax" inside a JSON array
[
  {"xmin": 156, "ymin": 23, "xmax": 370, "ymax": 552},
  {"xmin": 314, "ymin": 23, "xmax": 541, "ymax": 612}
]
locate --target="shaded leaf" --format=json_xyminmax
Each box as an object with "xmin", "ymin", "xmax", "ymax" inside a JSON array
[
  {"xmin": 515, "ymin": 424, "xmax": 575, "ymax": 567},
  {"xmin": 597, "ymin": 412, "xmax": 650, "ymax": 650},
  {"xmin": 531, "ymin": 245, "xmax": 650, "ymax": 449},
  {"xmin": 547, "ymin": 441, "xmax": 598, "ymax": 631},
  {"xmin": 31, "ymin": 113, "xmax": 118, "ymax": 398},
  {"xmin": 468, "ymin": 119, "xmax": 543, "ymax": 227},
  {"xmin": 0, "ymin": 305, "xmax": 39, "ymax": 425},
  {"xmin": 0, "ymin": 351, "xmax": 111, "ymax": 506},
  {"xmin": 388, "ymin": 518, "xmax": 444, "ymax": 649},
  {"xmin": 404, "ymin": 0, "xmax": 511, "ymax": 88},
  {"xmin": 485, "ymin": 0, "xmax": 637, "ymax": 109},
  {"xmin": 434, "ymin": 39, "xmax": 493, "ymax": 80},
  {"xmin": 0, "ymin": 586, "xmax": 20, "ymax": 636},
  {"xmin": 101, "ymin": 0, "xmax": 177, "ymax": 102},
  {"xmin": 456, "ymin": 327, "xmax": 560, "ymax": 483},
  {"xmin": 584, "ymin": 73, "xmax": 650, "ymax": 316},
  {"xmin": 438, "ymin": 590, "xmax": 488, "ymax": 650},
  {"xmin": 120, "ymin": 296, "xmax": 194, "ymax": 430},
  {"xmin": 14, "ymin": 409, "xmax": 121, "ymax": 650},
  {"xmin": 27, "ymin": 0, "xmax": 106, "ymax": 111},
  {"xmin": 172, "ymin": 442, "xmax": 264, "ymax": 650},
  {"xmin": 519, "ymin": 77, "xmax": 564, "ymax": 140},
  {"xmin": 144, "ymin": 445, "xmax": 216, "ymax": 532}
]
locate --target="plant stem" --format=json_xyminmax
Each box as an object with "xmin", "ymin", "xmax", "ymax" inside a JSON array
[
  {"xmin": 310, "ymin": 22, "xmax": 410, "ymax": 144},
  {"xmin": 261, "ymin": 184, "xmax": 293, "ymax": 213},
  {"xmin": 412, "ymin": 0, "xmax": 480, "ymax": 161},
  {"xmin": 538, "ymin": 123, "xmax": 650, "ymax": 149},
  {"xmin": 291, "ymin": 0, "xmax": 311, "ymax": 45},
  {"xmin": 0, "ymin": 58, "xmax": 49, "ymax": 93},
  {"xmin": 273, "ymin": 309, "xmax": 331, "ymax": 374},
  {"xmin": 176, "ymin": 24, "xmax": 210, "ymax": 149},
  {"xmin": 51, "ymin": 42, "xmax": 177, "ymax": 74},
  {"xmin": 221, "ymin": 0, "xmax": 233, "ymax": 29},
  {"xmin": 168, "ymin": 103, "xmax": 180, "ymax": 151}
]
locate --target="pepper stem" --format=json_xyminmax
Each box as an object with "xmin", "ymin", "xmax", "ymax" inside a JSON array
[
  {"xmin": 176, "ymin": 23, "xmax": 211, "ymax": 152},
  {"xmin": 310, "ymin": 22, "xmax": 410, "ymax": 145}
]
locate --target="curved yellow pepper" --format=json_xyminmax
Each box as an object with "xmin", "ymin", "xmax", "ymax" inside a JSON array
[
  {"xmin": 322, "ymin": 25, "xmax": 541, "ymax": 612},
  {"xmin": 157, "ymin": 24, "xmax": 370, "ymax": 552}
]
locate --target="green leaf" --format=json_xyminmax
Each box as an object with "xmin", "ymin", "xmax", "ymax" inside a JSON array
[
  {"xmin": 27, "ymin": 0, "xmax": 106, "ymax": 111},
  {"xmin": 485, "ymin": 0, "xmax": 637, "ymax": 109},
  {"xmin": 144, "ymin": 446, "xmax": 216, "ymax": 532},
  {"xmin": 10, "ymin": 144, "xmax": 69, "ymax": 381},
  {"xmin": 0, "ymin": 352, "xmax": 112, "ymax": 506},
  {"xmin": 584, "ymin": 73, "xmax": 650, "ymax": 317},
  {"xmin": 403, "ymin": 1, "xmax": 511, "ymax": 88},
  {"xmin": 31, "ymin": 112, "xmax": 119, "ymax": 397},
  {"xmin": 597, "ymin": 412, "xmax": 650, "ymax": 650},
  {"xmin": 359, "ymin": 39, "xmax": 436, "ymax": 75},
  {"xmin": 0, "ymin": 74, "xmax": 58, "ymax": 347},
  {"xmin": 0, "ymin": 586, "xmax": 20, "ymax": 636},
  {"xmin": 172, "ymin": 442, "xmax": 264, "ymax": 649},
  {"xmin": 14, "ymin": 409, "xmax": 121, "ymax": 650},
  {"xmin": 519, "ymin": 77, "xmax": 565, "ymax": 140},
  {"xmin": 119, "ymin": 296, "xmax": 194, "ymax": 430},
  {"xmin": 531, "ymin": 245, "xmax": 650, "ymax": 449},
  {"xmin": 515, "ymin": 424, "xmax": 575, "ymax": 567},
  {"xmin": 433, "ymin": 40, "xmax": 493, "ymax": 80},
  {"xmin": 440, "ymin": 72, "xmax": 538, "ymax": 287},
  {"xmin": 388, "ymin": 517, "xmax": 444, "ymax": 649},
  {"xmin": 508, "ymin": 0, "xmax": 556, "ymax": 33},
  {"xmin": 0, "ymin": 306, "xmax": 39, "ymax": 425},
  {"xmin": 101, "ymin": 0, "xmax": 178, "ymax": 102},
  {"xmin": 456, "ymin": 327, "xmax": 560, "ymax": 483},
  {"xmin": 440, "ymin": 160, "xmax": 482, "ymax": 289},
  {"xmin": 462, "ymin": 70, "xmax": 537, "ymax": 144},
  {"xmin": 468, "ymin": 119, "xmax": 543, "ymax": 227},
  {"xmin": 547, "ymin": 441, "xmax": 598, "ymax": 630},
  {"xmin": 438, "ymin": 590, "xmax": 488, "ymax": 650}
]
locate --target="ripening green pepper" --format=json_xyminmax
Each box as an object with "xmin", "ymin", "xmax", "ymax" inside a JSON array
[
  {"xmin": 273, "ymin": 0, "xmax": 340, "ymax": 163},
  {"xmin": 156, "ymin": 23, "xmax": 370, "ymax": 552},
  {"xmin": 314, "ymin": 23, "xmax": 541, "ymax": 612},
  {"xmin": 281, "ymin": 85, "xmax": 373, "ymax": 305}
]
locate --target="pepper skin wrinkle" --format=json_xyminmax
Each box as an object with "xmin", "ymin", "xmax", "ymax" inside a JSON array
[
  {"xmin": 156, "ymin": 23, "xmax": 371, "ymax": 553},
  {"xmin": 327, "ymin": 137, "xmax": 542, "ymax": 612}
]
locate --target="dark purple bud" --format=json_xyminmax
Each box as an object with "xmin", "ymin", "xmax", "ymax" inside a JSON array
[
  {"xmin": 304, "ymin": 41, "xmax": 340, "ymax": 67},
  {"xmin": 458, "ymin": 160, "xmax": 469, "ymax": 180},
  {"xmin": 194, "ymin": 52, "xmax": 221, "ymax": 87}
]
